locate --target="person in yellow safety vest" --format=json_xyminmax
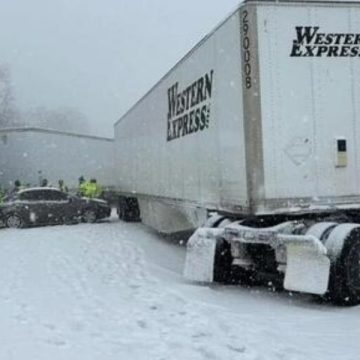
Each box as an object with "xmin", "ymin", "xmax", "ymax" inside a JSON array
[
  {"xmin": 83, "ymin": 178, "xmax": 102, "ymax": 198},
  {"xmin": 78, "ymin": 176, "xmax": 87, "ymax": 197},
  {"xmin": 93, "ymin": 179, "xmax": 103, "ymax": 198},
  {"xmin": 58, "ymin": 179, "xmax": 69, "ymax": 193}
]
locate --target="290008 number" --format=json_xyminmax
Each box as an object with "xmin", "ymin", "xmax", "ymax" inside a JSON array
[{"xmin": 242, "ymin": 10, "xmax": 252, "ymax": 89}]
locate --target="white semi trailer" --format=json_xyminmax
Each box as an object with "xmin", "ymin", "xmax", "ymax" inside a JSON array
[
  {"xmin": 0, "ymin": 127, "xmax": 114, "ymax": 190},
  {"xmin": 114, "ymin": 0, "xmax": 360, "ymax": 304}
]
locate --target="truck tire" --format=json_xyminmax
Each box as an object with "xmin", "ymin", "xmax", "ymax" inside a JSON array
[
  {"xmin": 213, "ymin": 239, "xmax": 233, "ymax": 283},
  {"xmin": 211, "ymin": 218, "xmax": 255, "ymax": 285},
  {"xmin": 327, "ymin": 228, "xmax": 360, "ymax": 305},
  {"xmin": 213, "ymin": 239, "xmax": 255, "ymax": 285}
]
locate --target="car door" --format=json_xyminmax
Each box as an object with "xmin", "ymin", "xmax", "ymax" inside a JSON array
[
  {"xmin": 42, "ymin": 189, "xmax": 69, "ymax": 223},
  {"xmin": 62, "ymin": 194, "xmax": 83, "ymax": 220},
  {"xmin": 17, "ymin": 190, "xmax": 48, "ymax": 224}
]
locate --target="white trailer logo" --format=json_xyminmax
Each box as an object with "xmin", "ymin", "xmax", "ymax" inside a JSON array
[
  {"xmin": 290, "ymin": 26, "xmax": 360, "ymax": 57},
  {"xmin": 166, "ymin": 70, "xmax": 214, "ymax": 141}
]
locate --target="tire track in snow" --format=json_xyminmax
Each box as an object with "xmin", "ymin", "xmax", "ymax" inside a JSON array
[
  {"xmin": 78, "ymin": 223, "xmax": 305, "ymax": 360},
  {"xmin": 38, "ymin": 224, "xmax": 257, "ymax": 359}
]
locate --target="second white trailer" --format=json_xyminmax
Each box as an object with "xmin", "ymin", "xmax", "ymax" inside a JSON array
[{"xmin": 0, "ymin": 127, "xmax": 114, "ymax": 190}]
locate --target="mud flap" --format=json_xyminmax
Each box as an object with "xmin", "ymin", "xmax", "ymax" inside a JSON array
[
  {"xmin": 183, "ymin": 228, "xmax": 224, "ymax": 283},
  {"xmin": 284, "ymin": 244, "xmax": 330, "ymax": 295}
]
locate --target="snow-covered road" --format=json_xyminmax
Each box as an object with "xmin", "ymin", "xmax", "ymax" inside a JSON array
[{"xmin": 0, "ymin": 216, "xmax": 360, "ymax": 360}]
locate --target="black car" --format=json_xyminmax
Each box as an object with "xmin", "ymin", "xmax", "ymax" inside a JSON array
[{"xmin": 0, "ymin": 187, "xmax": 111, "ymax": 229}]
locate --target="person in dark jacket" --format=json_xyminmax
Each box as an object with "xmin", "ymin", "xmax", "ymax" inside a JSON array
[
  {"xmin": 78, "ymin": 176, "xmax": 86, "ymax": 196},
  {"xmin": 58, "ymin": 179, "xmax": 69, "ymax": 193},
  {"xmin": 12, "ymin": 180, "xmax": 22, "ymax": 193}
]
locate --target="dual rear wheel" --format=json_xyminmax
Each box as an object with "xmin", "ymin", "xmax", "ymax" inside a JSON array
[
  {"xmin": 212, "ymin": 219, "xmax": 360, "ymax": 306},
  {"xmin": 327, "ymin": 229, "xmax": 360, "ymax": 305}
]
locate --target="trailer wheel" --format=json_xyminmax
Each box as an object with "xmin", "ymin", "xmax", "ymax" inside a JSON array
[
  {"xmin": 328, "ymin": 228, "xmax": 360, "ymax": 306},
  {"xmin": 118, "ymin": 196, "xmax": 141, "ymax": 222}
]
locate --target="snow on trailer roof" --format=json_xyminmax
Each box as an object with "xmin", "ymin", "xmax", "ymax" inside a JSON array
[{"xmin": 0, "ymin": 127, "xmax": 114, "ymax": 142}]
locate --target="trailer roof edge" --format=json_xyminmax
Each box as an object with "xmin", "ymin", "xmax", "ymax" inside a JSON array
[{"xmin": 0, "ymin": 127, "xmax": 114, "ymax": 142}]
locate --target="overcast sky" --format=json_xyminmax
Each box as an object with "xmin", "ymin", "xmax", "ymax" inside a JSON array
[{"xmin": 0, "ymin": 0, "xmax": 241, "ymax": 137}]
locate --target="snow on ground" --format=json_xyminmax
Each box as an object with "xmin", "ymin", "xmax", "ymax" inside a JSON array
[{"xmin": 0, "ymin": 215, "xmax": 360, "ymax": 360}]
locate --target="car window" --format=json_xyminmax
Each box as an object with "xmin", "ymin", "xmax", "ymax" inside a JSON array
[
  {"xmin": 46, "ymin": 190, "xmax": 68, "ymax": 201},
  {"xmin": 18, "ymin": 191, "xmax": 43, "ymax": 201},
  {"xmin": 17, "ymin": 190, "xmax": 67, "ymax": 201}
]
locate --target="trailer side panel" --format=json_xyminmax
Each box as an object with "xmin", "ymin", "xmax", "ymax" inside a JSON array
[{"xmin": 114, "ymin": 11, "xmax": 248, "ymax": 214}]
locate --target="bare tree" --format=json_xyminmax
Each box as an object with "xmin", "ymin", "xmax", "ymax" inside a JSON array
[{"xmin": 0, "ymin": 64, "xmax": 16, "ymax": 128}]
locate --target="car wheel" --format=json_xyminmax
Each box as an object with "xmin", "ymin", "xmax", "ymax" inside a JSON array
[
  {"xmin": 62, "ymin": 216, "xmax": 77, "ymax": 225},
  {"xmin": 213, "ymin": 238, "xmax": 233, "ymax": 283},
  {"xmin": 6, "ymin": 213, "xmax": 24, "ymax": 229},
  {"xmin": 83, "ymin": 209, "xmax": 97, "ymax": 223}
]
